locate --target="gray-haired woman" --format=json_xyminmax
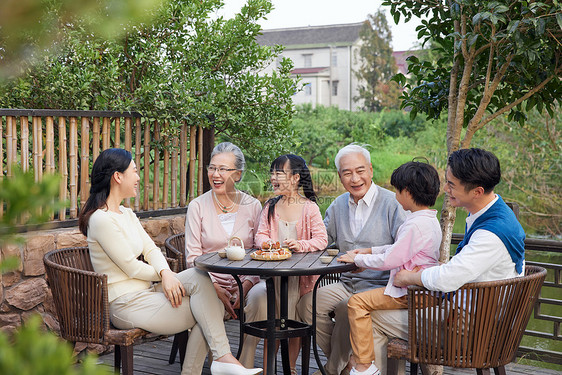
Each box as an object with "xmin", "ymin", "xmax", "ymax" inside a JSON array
[{"xmin": 184, "ymin": 142, "xmax": 267, "ymax": 371}]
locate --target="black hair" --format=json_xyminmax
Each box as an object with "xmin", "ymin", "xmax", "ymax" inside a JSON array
[
  {"xmin": 391, "ymin": 160, "xmax": 440, "ymax": 207},
  {"xmin": 267, "ymin": 154, "xmax": 317, "ymax": 223},
  {"xmin": 447, "ymin": 148, "xmax": 501, "ymax": 193},
  {"xmin": 78, "ymin": 148, "xmax": 132, "ymax": 236}
]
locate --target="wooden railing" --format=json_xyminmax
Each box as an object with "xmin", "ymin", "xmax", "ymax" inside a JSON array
[{"xmin": 0, "ymin": 109, "xmax": 206, "ymax": 222}]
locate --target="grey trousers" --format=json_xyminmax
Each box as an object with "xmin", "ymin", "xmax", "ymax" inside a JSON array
[
  {"xmin": 371, "ymin": 309, "xmax": 408, "ymax": 375},
  {"xmin": 297, "ymin": 282, "xmax": 354, "ymax": 375},
  {"xmin": 109, "ymin": 268, "xmax": 231, "ymax": 375}
]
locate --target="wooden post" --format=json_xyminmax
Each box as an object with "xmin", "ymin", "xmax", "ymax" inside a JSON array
[
  {"xmin": 134, "ymin": 118, "xmax": 141, "ymax": 211},
  {"xmin": 45, "ymin": 117, "xmax": 55, "ymax": 174},
  {"xmin": 125, "ymin": 117, "xmax": 132, "ymax": 152},
  {"xmin": 171, "ymin": 134, "xmax": 178, "ymax": 207},
  {"xmin": 189, "ymin": 125, "xmax": 196, "ymax": 202},
  {"xmin": 6, "ymin": 116, "xmax": 13, "ymax": 177},
  {"xmin": 102, "ymin": 117, "xmax": 110, "ymax": 150},
  {"xmin": 32, "ymin": 117, "xmax": 39, "ymax": 181},
  {"xmin": 114, "ymin": 117, "xmax": 120, "ymax": 148},
  {"xmin": 36, "ymin": 116, "xmax": 43, "ymax": 181},
  {"xmin": 162, "ymin": 124, "xmax": 169, "ymax": 209},
  {"xmin": 197, "ymin": 126, "xmax": 203, "ymax": 196},
  {"xmin": 143, "ymin": 120, "xmax": 150, "ymax": 210},
  {"xmin": 123, "ymin": 117, "xmax": 132, "ymax": 208},
  {"xmin": 0, "ymin": 116, "xmax": 3, "ymax": 217},
  {"xmin": 20, "ymin": 116, "xmax": 29, "ymax": 172},
  {"xmin": 69, "ymin": 117, "xmax": 78, "ymax": 218},
  {"xmin": 153, "ymin": 120, "xmax": 160, "ymax": 210},
  {"xmin": 58, "ymin": 117, "xmax": 68, "ymax": 220},
  {"xmin": 46, "ymin": 116, "xmax": 55, "ymax": 220},
  {"xmin": 80, "ymin": 117, "xmax": 90, "ymax": 208},
  {"xmin": 179, "ymin": 122, "xmax": 188, "ymax": 206},
  {"xmin": 92, "ymin": 117, "xmax": 100, "ymax": 162},
  {"xmin": 11, "ymin": 116, "xmax": 17, "ymax": 165}
]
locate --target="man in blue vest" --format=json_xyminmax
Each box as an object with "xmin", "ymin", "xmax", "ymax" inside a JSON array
[{"xmin": 369, "ymin": 148, "xmax": 525, "ymax": 375}]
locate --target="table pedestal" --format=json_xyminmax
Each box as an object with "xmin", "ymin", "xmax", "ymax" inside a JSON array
[{"xmin": 235, "ymin": 275, "xmax": 327, "ymax": 375}]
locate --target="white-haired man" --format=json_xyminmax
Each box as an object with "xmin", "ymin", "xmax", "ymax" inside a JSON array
[{"xmin": 297, "ymin": 144, "xmax": 406, "ymax": 375}]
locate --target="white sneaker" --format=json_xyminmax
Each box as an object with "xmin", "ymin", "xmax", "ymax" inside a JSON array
[
  {"xmin": 210, "ymin": 361, "xmax": 263, "ymax": 375},
  {"xmin": 349, "ymin": 364, "xmax": 381, "ymax": 375}
]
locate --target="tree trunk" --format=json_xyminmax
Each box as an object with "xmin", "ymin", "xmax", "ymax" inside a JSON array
[{"xmin": 439, "ymin": 194, "xmax": 456, "ymax": 263}]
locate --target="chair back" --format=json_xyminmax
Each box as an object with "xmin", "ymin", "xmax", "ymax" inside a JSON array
[
  {"xmin": 44, "ymin": 247, "xmax": 111, "ymax": 345},
  {"xmin": 408, "ymin": 265, "xmax": 546, "ymax": 369},
  {"xmin": 165, "ymin": 233, "xmax": 186, "ymax": 271}
]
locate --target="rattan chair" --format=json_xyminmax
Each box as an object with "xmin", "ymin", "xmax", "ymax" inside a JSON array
[
  {"xmin": 44, "ymin": 246, "xmax": 179, "ymax": 375},
  {"xmin": 164, "ymin": 232, "xmax": 188, "ymax": 365},
  {"xmin": 387, "ymin": 265, "xmax": 547, "ymax": 375}
]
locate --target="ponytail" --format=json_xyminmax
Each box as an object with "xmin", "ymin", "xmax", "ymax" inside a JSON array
[
  {"xmin": 267, "ymin": 154, "xmax": 318, "ymax": 223},
  {"xmin": 78, "ymin": 148, "xmax": 132, "ymax": 236}
]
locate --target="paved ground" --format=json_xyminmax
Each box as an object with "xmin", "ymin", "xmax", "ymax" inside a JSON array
[{"xmin": 98, "ymin": 319, "xmax": 561, "ymax": 374}]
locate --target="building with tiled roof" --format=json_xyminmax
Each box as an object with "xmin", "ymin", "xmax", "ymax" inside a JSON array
[{"xmin": 257, "ymin": 23, "xmax": 365, "ymax": 110}]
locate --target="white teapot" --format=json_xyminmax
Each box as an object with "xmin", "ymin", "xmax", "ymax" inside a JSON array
[{"xmin": 225, "ymin": 236, "xmax": 245, "ymax": 261}]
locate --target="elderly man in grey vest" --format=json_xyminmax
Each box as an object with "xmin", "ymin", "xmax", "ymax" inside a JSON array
[{"xmin": 297, "ymin": 144, "xmax": 406, "ymax": 375}]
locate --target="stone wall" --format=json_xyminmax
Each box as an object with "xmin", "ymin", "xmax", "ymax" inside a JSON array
[{"xmin": 0, "ymin": 214, "xmax": 185, "ymax": 353}]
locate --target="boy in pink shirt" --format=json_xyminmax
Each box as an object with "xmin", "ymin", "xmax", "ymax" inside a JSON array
[{"xmin": 338, "ymin": 161, "xmax": 441, "ymax": 375}]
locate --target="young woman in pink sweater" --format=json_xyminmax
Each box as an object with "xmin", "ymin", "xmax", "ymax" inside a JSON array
[{"xmin": 255, "ymin": 154, "xmax": 328, "ymax": 375}]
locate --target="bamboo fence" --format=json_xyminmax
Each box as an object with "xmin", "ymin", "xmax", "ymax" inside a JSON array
[{"xmin": 0, "ymin": 109, "xmax": 202, "ymax": 223}]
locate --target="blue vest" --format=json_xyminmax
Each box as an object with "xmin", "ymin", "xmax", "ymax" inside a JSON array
[{"xmin": 456, "ymin": 195, "xmax": 525, "ymax": 273}]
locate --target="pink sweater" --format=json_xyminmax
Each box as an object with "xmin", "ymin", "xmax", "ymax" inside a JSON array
[
  {"xmin": 255, "ymin": 199, "xmax": 328, "ymax": 296},
  {"xmin": 354, "ymin": 209, "xmax": 441, "ymax": 298},
  {"xmin": 185, "ymin": 191, "xmax": 262, "ymax": 292}
]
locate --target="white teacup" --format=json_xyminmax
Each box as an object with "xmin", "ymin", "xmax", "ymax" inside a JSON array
[{"xmin": 225, "ymin": 236, "xmax": 245, "ymax": 261}]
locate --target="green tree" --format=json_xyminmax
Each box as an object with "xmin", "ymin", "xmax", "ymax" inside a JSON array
[
  {"xmin": 0, "ymin": 0, "xmax": 299, "ymax": 163},
  {"xmin": 0, "ymin": 0, "xmax": 167, "ymax": 78},
  {"xmin": 385, "ymin": 0, "xmax": 562, "ymax": 259},
  {"xmin": 354, "ymin": 9, "xmax": 401, "ymax": 111}
]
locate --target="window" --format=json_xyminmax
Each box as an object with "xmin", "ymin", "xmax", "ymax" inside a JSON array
[
  {"xmin": 304, "ymin": 83, "xmax": 312, "ymax": 96},
  {"xmin": 332, "ymin": 81, "xmax": 339, "ymax": 96},
  {"xmin": 303, "ymin": 54, "xmax": 312, "ymax": 68},
  {"xmin": 331, "ymin": 51, "xmax": 337, "ymax": 67}
]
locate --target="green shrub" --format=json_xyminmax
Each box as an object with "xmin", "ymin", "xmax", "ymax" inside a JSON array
[{"xmin": 0, "ymin": 314, "xmax": 109, "ymax": 375}]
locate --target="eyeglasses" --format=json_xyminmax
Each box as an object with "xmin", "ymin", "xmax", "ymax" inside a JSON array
[{"xmin": 207, "ymin": 165, "xmax": 238, "ymax": 174}]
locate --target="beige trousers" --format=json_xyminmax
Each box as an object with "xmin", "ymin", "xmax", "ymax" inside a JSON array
[
  {"xmin": 109, "ymin": 268, "xmax": 231, "ymax": 375},
  {"xmin": 348, "ymin": 288, "xmax": 408, "ymax": 364},
  {"xmin": 182, "ymin": 279, "xmax": 269, "ymax": 372}
]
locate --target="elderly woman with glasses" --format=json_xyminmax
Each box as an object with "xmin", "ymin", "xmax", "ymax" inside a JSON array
[{"xmin": 184, "ymin": 142, "xmax": 267, "ymax": 371}]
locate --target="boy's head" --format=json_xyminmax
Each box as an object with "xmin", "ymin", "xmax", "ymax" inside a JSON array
[
  {"xmin": 391, "ymin": 161, "xmax": 440, "ymax": 207},
  {"xmin": 447, "ymin": 148, "xmax": 501, "ymax": 193}
]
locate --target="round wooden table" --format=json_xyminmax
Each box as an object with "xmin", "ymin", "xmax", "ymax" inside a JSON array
[{"xmin": 195, "ymin": 249, "xmax": 356, "ymax": 375}]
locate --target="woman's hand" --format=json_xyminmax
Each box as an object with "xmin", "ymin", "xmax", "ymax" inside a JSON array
[
  {"xmin": 160, "ymin": 269, "xmax": 186, "ymax": 308},
  {"xmin": 284, "ymin": 239, "xmax": 301, "ymax": 252},
  {"xmin": 213, "ymin": 283, "xmax": 237, "ymax": 319},
  {"xmin": 232, "ymin": 280, "xmax": 253, "ymax": 310}
]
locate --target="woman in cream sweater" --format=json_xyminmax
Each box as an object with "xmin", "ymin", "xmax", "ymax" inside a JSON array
[{"xmin": 78, "ymin": 148, "xmax": 261, "ymax": 375}]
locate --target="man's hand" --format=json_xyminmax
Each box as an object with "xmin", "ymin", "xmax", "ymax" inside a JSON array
[
  {"xmin": 213, "ymin": 283, "xmax": 237, "ymax": 319},
  {"xmin": 394, "ymin": 268, "xmax": 423, "ymax": 287},
  {"xmin": 160, "ymin": 269, "xmax": 186, "ymax": 308}
]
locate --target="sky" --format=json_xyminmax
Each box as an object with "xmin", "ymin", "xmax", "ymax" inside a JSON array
[{"xmin": 218, "ymin": 0, "xmax": 422, "ymax": 51}]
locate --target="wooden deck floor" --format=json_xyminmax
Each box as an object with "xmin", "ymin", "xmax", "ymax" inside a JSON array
[{"xmin": 98, "ymin": 320, "xmax": 560, "ymax": 375}]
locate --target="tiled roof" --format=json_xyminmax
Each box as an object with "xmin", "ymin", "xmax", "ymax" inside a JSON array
[
  {"xmin": 257, "ymin": 22, "xmax": 365, "ymax": 47},
  {"xmin": 393, "ymin": 50, "xmax": 420, "ymax": 75}
]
